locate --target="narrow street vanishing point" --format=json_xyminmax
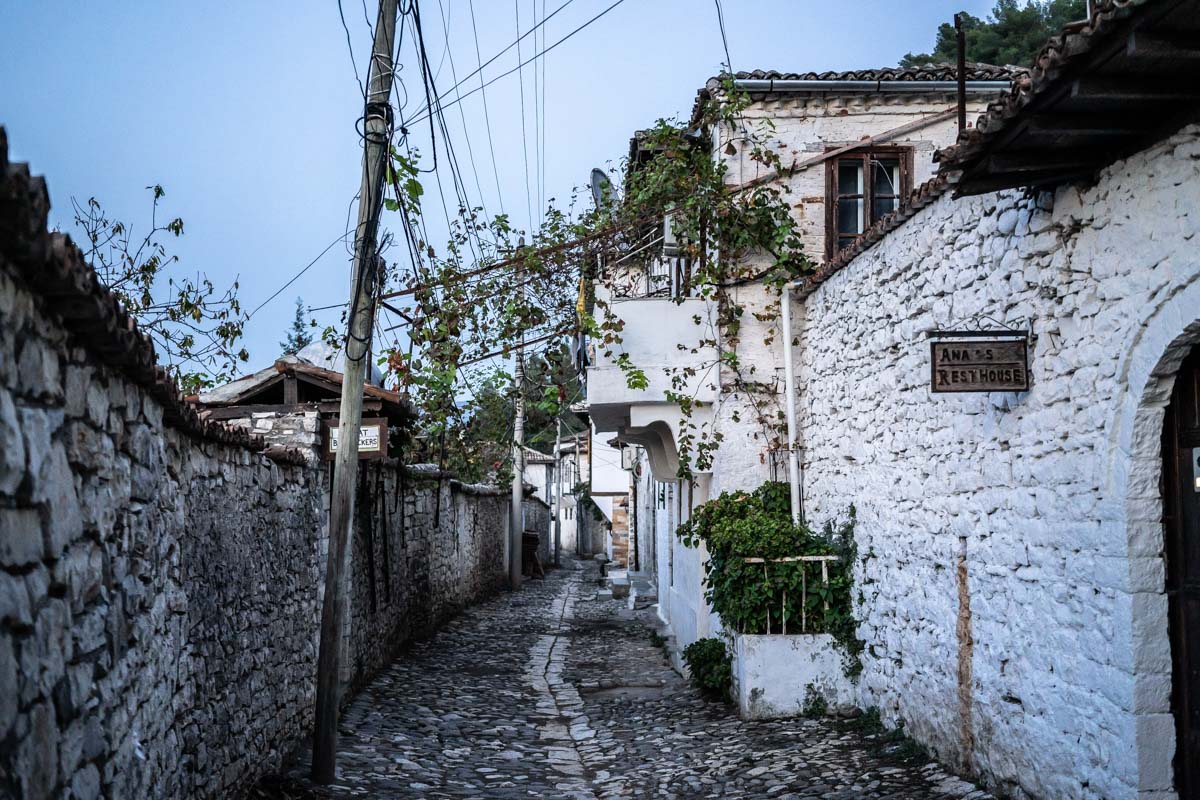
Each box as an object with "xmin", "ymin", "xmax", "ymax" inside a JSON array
[{"xmin": 259, "ymin": 559, "xmax": 990, "ymax": 800}]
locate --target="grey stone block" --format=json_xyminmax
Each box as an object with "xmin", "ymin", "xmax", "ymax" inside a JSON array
[
  {"xmin": 0, "ymin": 390, "xmax": 24, "ymax": 495},
  {"xmin": 0, "ymin": 508, "xmax": 43, "ymax": 567}
]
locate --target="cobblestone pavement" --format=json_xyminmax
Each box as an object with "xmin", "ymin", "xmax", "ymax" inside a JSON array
[{"xmin": 259, "ymin": 560, "xmax": 991, "ymax": 800}]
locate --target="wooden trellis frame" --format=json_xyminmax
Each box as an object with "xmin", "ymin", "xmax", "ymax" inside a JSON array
[{"xmin": 742, "ymin": 555, "xmax": 839, "ymax": 634}]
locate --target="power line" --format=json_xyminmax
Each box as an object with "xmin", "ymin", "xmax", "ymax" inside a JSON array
[
  {"xmin": 405, "ymin": 0, "xmax": 630, "ymax": 127},
  {"xmin": 539, "ymin": 0, "xmax": 547, "ymax": 224},
  {"xmin": 713, "ymin": 0, "xmax": 734, "ymax": 73},
  {"xmin": 514, "ymin": 0, "xmax": 535, "ymax": 233},
  {"xmin": 436, "ymin": 0, "xmax": 492, "ymax": 224},
  {"xmin": 338, "ymin": 0, "xmax": 367, "ymax": 98},
  {"xmin": 248, "ymin": 230, "xmax": 353, "ymax": 320},
  {"xmin": 532, "ymin": 0, "xmax": 541, "ymax": 225},
  {"xmin": 401, "ymin": 0, "xmax": 582, "ymax": 128},
  {"xmin": 467, "ymin": 0, "xmax": 505, "ymax": 215}
]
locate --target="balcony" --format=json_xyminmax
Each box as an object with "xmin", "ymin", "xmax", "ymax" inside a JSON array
[{"xmin": 586, "ymin": 281, "xmax": 717, "ymax": 479}]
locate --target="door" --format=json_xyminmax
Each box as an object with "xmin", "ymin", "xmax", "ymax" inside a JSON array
[{"xmin": 1162, "ymin": 346, "xmax": 1200, "ymax": 799}]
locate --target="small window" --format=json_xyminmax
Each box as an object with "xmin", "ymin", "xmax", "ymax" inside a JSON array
[{"xmin": 826, "ymin": 148, "xmax": 911, "ymax": 259}]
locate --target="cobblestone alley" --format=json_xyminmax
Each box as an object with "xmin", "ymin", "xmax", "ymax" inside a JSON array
[{"xmin": 259, "ymin": 560, "xmax": 990, "ymax": 800}]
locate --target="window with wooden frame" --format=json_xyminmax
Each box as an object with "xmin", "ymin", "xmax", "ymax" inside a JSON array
[{"xmin": 825, "ymin": 147, "xmax": 913, "ymax": 259}]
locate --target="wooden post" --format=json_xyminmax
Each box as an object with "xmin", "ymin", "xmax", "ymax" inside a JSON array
[
  {"xmin": 553, "ymin": 417, "xmax": 562, "ymax": 567},
  {"xmin": 311, "ymin": 0, "xmax": 398, "ymax": 783},
  {"xmin": 955, "ymin": 13, "xmax": 968, "ymax": 135},
  {"xmin": 510, "ymin": 343, "xmax": 526, "ymax": 589}
]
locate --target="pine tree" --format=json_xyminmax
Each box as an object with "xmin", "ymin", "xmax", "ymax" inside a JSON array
[
  {"xmin": 900, "ymin": 0, "xmax": 1086, "ymax": 69},
  {"xmin": 280, "ymin": 297, "xmax": 313, "ymax": 355}
]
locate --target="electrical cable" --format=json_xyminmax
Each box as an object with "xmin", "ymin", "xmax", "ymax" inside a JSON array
[
  {"xmin": 515, "ymin": 0, "xmax": 535, "ymax": 233},
  {"xmin": 714, "ymin": 0, "xmax": 734, "ymax": 73},
  {"xmin": 338, "ymin": 0, "xmax": 367, "ymax": 98},
  {"xmin": 247, "ymin": 230, "xmax": 354, "ymax": 320},
  {"xmin": 401, "ymin": 0, "xmax": 581, "ymax": 127},
  {"xmin": 436, "ymin": 0, "xmax": 492, "ymax": 225},
  {"xmin": 467, "ymin": 0, "xmax": 506, "ymax": 215},
  {"xmin": 405, "ymin": 0, "xmax": 630, "ymax": 126}
]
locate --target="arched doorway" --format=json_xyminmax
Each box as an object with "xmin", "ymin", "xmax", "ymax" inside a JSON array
[{"xmin": 1161, "ymin": 345, "xmax": 1200, "ymax": 799}]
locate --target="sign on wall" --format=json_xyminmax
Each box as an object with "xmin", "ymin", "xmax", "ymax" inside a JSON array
[
  {"xmin": 323, "ymin": 417, "xmax": 388, "ymax": 460},
  {"xmin": 929, "ymin": 333, "xmax": 1030, "ymax": 393}
]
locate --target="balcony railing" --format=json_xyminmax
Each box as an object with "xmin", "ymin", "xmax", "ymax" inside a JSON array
[{"xmin": 607, "ymin": 255, "xmax": 699, "ymax": 300}]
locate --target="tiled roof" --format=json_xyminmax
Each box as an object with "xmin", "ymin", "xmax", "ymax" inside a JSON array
[
  {"xmin": 722, "ymin": 64, "xmax": 1023, "ymax": 84},
  {"xmin": 691, "ymin": 64, "xmax": 1020, "ymax": 125},
  {"xmin": 0, "ymin": 128, "xmax": 310, "ymax": 465},
  {"xmin": 935, "ymin": 0, "xmax": 1169, "ymax": 178},
  {"xmin": 793, "ymin": 175, "xmax": 954, "ymax": 299}
]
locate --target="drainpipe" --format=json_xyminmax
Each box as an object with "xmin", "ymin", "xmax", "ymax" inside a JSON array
[{"xmin": 780, "ymin": 285, "xmax": 802, "ymax": 526}]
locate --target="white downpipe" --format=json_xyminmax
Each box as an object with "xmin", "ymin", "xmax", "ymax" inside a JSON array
[{"xmin": 780, "ymin": 286, "xmax": 801, "ymax": 526}]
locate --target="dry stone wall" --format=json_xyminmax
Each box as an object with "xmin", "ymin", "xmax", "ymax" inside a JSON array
[
  {"xmin": 0, "ymin": 249, "xmax": 325, "ymax": 800},
  {"xmin": 794, "ymin": 125, "xmax": 1200, "ymax": 799},
  {"xmin": 345, "ymin": 463, "xmax": 506, "ymax": 689},
  {"xmin": 0, "ymin": 135, "xmax": 510, "ymax": 800}
]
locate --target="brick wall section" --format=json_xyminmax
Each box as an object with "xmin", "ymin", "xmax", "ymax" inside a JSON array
[
  {"xmin": 0, "ymin": 131, "xmax": 509, "ymax": 800},
  {"xmin": 794, "ymin": 124, "xmax": 1200, "ymax": 799}
]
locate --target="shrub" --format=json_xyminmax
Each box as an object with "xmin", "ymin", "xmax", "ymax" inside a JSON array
[
  {"xmin": 682, "ymin": 637, "xmax": 732, "ymax": 698},
  {"xmin": 677, "ymin": 482, "xmax": 864, "ymax": 675}
]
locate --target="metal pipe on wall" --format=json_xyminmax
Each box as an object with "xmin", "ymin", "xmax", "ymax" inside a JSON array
[{"xmin": 780, "ymin": 285, "xmax": 802, "ymax": 526}]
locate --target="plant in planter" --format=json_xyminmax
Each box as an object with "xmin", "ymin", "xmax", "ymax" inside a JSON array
[
  {"xmin": 682, "ymin": 637, "xmax": 732, "ymax": 699},
  {"xmin": 678, "ymin": 483, "xmax": 862, "ymax": 673},
  {"xmin": 679, "ymin": 483, "xmax": 863, "ymax": 719}
]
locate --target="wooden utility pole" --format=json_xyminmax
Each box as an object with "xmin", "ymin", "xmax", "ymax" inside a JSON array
[
  {"xmin": 955, "ymin": 13, "xmax": 968, "ymax": 134},
  {"xmin": 510, "ymin": 344, "xmax": 526, "ymax": 590},
  {"xmin": 312, "ymin": 0, "xmax": 399, "ymax": 784},
  {"xmin": 552, "ymin": 417, "xmax": 563, "ymax": 567}
]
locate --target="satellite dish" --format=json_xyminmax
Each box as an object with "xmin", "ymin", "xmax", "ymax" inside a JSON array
[{"xmin": 589, "ymin": 168, "xmax": 614, "ymax": 209}]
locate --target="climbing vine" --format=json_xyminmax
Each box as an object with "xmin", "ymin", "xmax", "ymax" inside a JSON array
[{"xmin": 375, "ymin": 78, "xmax": 813, "ymax": 480}]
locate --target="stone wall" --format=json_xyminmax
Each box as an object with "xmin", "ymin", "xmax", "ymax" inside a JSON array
[
  {"xmin": 0, "ymin": 134, "xmax": 510, "ymax": 800},
  {"xmin": 793, "ymin": 125, "xmax": 1200, "ymax": 799},
  {"xmin": 521, "ymin": 497, "xmax": 551, "ymax": 566},
  {"xmin": 224, "ymin": 409, "xmax": 323, "ymax": 459},
  {"xmin": 346, "ymin": 463, "xmax": 506, "ymax": 691},
  {"xmin": 0, "ymin": 232, "xmax": 325, "ymax": 798}
]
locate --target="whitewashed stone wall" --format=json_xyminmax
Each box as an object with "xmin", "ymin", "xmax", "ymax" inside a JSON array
[
  {"xmin": 726, "ymin": 93, "xmax": 994, "ymax": 259},
  {"xmin": 794, "ymin": 125, "xmax": 1200, "ymax": 799}
]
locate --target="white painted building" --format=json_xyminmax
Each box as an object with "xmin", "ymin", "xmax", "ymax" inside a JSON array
[
  {"xmin": 588, "ymin": 64, "xmax": 1012, "ymax": 657},
  {"xmin": 585, "ymin": 0, "xmax": 1200, "ymax": 796}
]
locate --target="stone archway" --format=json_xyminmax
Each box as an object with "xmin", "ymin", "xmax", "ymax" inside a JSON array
[{"xmin": 1110, "ymin": 280, "xmax": 1200, "ymax": 798}]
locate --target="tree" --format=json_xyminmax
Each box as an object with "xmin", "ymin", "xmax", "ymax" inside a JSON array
[
  {"xmin": 72, "ymin": 185, "xmax": 248, "ymax": 393},
  {"xmin": 406, "ymin": 343, "xmax": 587, "ymax": 484},
  {"xmin": 281, "ymin": 296, "xmax": 313, "ymax": 355},
  {"xmin": 899, "ymin": 0, "xmax": 1087, "ymax": 69},
  {"xmin": 380, "ymin": 77, "xmax": 812, "ymax": 480}
]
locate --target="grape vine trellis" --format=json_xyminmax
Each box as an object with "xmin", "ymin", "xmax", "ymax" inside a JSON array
[{"xmin": 379, "ymin": 79, "xmax": 814, "ymax": 479}]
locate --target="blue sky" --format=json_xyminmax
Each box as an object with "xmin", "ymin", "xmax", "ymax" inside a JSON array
[{"xmin": 2, "ymin": 0, "xmax": 995, "ymax": 373}]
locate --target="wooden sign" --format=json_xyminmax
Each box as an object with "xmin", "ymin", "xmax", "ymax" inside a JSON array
[
  {"xmin": 930, "ymin": 337, "xmax": 1029, "ymax": 393},
  {"xmin": 323, "ymin": 417, "xmax": 388, "ymax": 460}
]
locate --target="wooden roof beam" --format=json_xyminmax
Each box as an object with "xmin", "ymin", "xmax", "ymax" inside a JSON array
[
  {"xmin": 1126, "ymin": 30, "xmax": 1200, "ymax": 61},
  {"xmin": 1025, "ymin": 114, "xmax": 1150, "ymax": 138},
  {"xmin": 1071, "ymin": 77, "xmax": 1200, "ymax": 103},
  {"xmin": 985, "ymin": 150, "xmax": 1106, "ymax": 174}
]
